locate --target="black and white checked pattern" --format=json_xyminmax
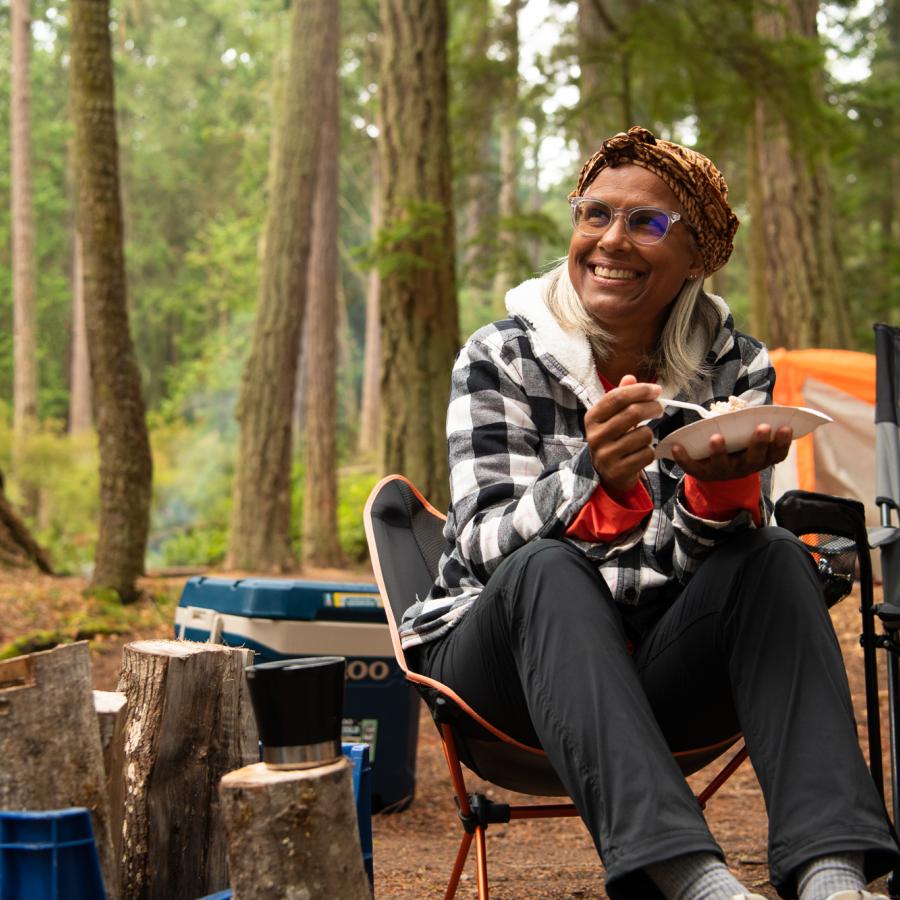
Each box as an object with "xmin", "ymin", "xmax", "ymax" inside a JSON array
[{"xmin": 399, "ymin": 277, "xmax": 775, "ymax": 649}]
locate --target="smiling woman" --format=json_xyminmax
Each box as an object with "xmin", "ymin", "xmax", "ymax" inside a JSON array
[{"xmin": 399, "ymin": 125, "xmax": 900, "ymax": 900}]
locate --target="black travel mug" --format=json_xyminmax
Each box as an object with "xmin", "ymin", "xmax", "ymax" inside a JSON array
[{"xmin": 245, "ymin": 656, "xmax": 346, "ymax": 769}]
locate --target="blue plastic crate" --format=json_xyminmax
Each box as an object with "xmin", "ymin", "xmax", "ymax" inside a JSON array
[
  {"xmin": 197, "ymin": 744, "xmax": 373, "ymax": 900},
  {"xmin": 0, "ymin": 808, "xmax": 106, "ymax": 900},
  {"xmin": 343, "ymin": 742, "xmax": 374, "ymax": 887}
]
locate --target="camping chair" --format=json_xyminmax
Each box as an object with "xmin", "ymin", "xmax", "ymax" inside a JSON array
[
  {"xmin": 774, "ymin": 322, "xmax": 900, "ymax": 897},
  {"xmin": 364, "ymin": 474, "xmax": 750, "ymax": 900}
]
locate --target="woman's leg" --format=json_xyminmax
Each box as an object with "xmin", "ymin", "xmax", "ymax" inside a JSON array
[
  {"xmin": 634, "ymin": 527, "xmax": 899, "ymax": 898},
  {"xmin": 415, "ymin": 538, "xmax": 724, "ymax": 899}
]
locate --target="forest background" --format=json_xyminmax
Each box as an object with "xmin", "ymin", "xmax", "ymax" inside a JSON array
[{"xmin": 0, "ymin": 0, "xmax": 897, "ymax": 601}]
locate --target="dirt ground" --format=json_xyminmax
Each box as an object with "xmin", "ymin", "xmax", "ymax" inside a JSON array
[{"xmin": 1, "ymin": 569, "xmax": 894, "ymax": 899}]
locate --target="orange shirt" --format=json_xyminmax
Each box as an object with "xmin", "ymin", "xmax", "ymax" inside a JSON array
[{"xmin": 566, "ymin": 373, "xmax": 762, "ymax": 543}]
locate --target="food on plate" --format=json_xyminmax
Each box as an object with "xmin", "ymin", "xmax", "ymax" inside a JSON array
[{"xmin": 708, "ymin": 395, "xmax": 748, "ymax": 415}]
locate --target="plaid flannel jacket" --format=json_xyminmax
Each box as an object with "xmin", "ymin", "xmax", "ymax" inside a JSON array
[{"xmin": 399, "ymin": 276, "xmax": 775, "ymax": 649}]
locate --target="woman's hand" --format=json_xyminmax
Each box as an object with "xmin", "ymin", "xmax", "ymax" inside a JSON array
[
  {"xmin": 584, "ymin": 374, "xmax": 663, "ymax": 495},
  {"xmin": 671, "ymin": 424, "xmax": 793, "ymax": 481}
]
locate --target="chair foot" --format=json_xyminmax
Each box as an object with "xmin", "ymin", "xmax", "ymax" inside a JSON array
[
  {"xmin": 475, "ymin": 825, "xmax": 489, "ymax": 899},
  {"xmin": 444, "ymin": 831, "xmax": 473, "ymax": 900}
]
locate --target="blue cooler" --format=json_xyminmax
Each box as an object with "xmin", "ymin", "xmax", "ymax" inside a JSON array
[{"xmin": 175, "ymin": 576, "xmax": 419, "ymax": 812}]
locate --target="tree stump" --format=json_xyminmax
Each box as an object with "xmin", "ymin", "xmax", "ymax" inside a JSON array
[
  {"xmin": 94, "ymin": 689, "xmax": 128, "ymax": 895},
  {"xmin": 0, "ymin": 642, "xmax": 117, "ymax": 899},
  {"xmin": 117, "ymin": 640, "xmax": 257, "ymax": 900},
  {"xmin": 220, "ymin": 759, "xmax": 371, "ymax": 899}
]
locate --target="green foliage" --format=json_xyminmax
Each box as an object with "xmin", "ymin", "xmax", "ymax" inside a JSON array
[
  {"xmin": 0, "ymin": 411, "xmax": 100, "ymax": 574},
  {"xmin": 363, "ymin": 200, "xmax": 451, "ymax": 279},
  {"xmin": 150, "ymin": 421, "xmax": 235, "ymax": 568},
  {"xmin": 336, "ymin": 467, "xmax": 380, "ymax": 563}
]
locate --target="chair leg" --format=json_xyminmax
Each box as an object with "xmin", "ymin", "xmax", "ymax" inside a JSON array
[
  {"xmin": 696, "ymin": 743, "xmax": 748, "ymax": 809},
  {"xmin": 475, "ymin": 825, "xmax": 489, "ymax": 899},
  {"xmin": 444, "ymin": 831, "xmax": 473, "ymax": 900}
]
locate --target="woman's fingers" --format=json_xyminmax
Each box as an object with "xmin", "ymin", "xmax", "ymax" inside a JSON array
[
  {"xmin": 584, "ymin": 378, "xmax": 662, "ymax": 492},
  {"xmin": 673, "ymin": 423, "xmax": 795, "ymax": 480},
  {"xmin": 585, "ymin": 384, "xmax": 663, "ymax": 432}
]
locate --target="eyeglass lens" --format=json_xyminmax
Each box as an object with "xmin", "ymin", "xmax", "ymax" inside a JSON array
[{"xmin": 572, "ymin": 200, "xmax": 672, "ymax": 245}]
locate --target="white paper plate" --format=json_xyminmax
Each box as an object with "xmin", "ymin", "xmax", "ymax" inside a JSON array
[{"xmin": 654, "ymin": 404, "xmax": 833, "ymax": 461}]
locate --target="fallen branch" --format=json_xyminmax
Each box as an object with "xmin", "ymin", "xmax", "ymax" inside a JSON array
[{"xmin": 0, "ymin": 483, "xmax": 53, "ymax": 573}]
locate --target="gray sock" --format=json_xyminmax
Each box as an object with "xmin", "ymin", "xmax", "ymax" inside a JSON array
[
  {"xmin": 797, "ymin": 852, "xmax": 866, "ymax": 900},
  {"xmin": 646, "ymin": 851, "xmax": 749, "ymax": 900}
]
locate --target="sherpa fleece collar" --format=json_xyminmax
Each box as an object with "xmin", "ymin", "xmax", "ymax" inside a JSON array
[{"xmin": 503, "ymin": 275, "xmax": 730, "ymax": 402}]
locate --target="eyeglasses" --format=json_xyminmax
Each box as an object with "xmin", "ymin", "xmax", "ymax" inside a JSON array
[{"xmin": 569, "ymin": 197, "xmax": 686, "ymax": 245}]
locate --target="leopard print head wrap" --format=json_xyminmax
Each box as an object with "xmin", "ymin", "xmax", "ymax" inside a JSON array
[{"xmin": 571, "ymin": 125, "xmax": 739, "ymax": 274}]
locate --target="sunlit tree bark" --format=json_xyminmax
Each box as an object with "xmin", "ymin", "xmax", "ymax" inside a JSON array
[
  {"xmin": 10, "ymin": 0, "xmax": 38, "ymax": 516},
  {"xmin": 490, "ymin": 0, "xmax": 522, "ymax": 309},
  {"xmin": 301, "ymin": 0, "xmax": 342, "ymax": 568},
  {"xmin": 748, "ymin": 0, "xmax": 850, "ymax": 348},
  {"xmin": 227, "ymin": 0, "xmax": 331, "ymax": 570},
  {"xmin": 576, "ymin": 0, "xmax": 630, "ymax": 157},
  {"xmin": 456, "ymin": 0, "xmax": 496, "ymax": 299},
  {"xmin": 69, "ymin": 229, "xmax": 93, "ymax": 434},
  {"xmin": 358, "ymin": 146, "xmax": 382, "ymax": 457},
  {"xmin": 378, "ymin": 0, "xmax": 459, "ymax": 508}
]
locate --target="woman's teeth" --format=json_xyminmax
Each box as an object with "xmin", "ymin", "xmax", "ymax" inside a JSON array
[{"xmin": 593, "ymin": 265, "xmax": 639, "ymax": 280}]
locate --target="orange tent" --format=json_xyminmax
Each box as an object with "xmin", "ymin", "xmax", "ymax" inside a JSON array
[{"xmin": 769, "ymin": 348, "xmax": 877, "ymax": 523}]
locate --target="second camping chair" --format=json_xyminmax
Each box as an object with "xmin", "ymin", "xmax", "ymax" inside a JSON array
[{"xmin": 773, "ymin": 322, "xmax": 900, "ymax": 897}]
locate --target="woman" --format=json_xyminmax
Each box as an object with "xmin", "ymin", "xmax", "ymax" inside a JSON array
[{"xmin": 400, "ymin": 127, "xmax": 899, "ymax": 900}]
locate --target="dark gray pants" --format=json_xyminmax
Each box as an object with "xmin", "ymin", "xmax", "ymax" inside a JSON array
[{"xmin": 415, "ymin": 528, "xmax": 899, "ymax": 899}]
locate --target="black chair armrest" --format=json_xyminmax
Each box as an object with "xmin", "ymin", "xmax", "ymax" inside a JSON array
[{"xmin": 775, "ymin": 490, "xmax": 869, "ymax": 608}]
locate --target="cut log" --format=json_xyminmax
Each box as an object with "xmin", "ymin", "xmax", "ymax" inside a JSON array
[
  {"xmin": 94, "ymin": 689, "xmax": 128, "ymax": 896},
  {"xmin": 0, "ymin": 642, "xmax": 117, "ymax": 899},
  {"xmin": 116, "ymin": 639, "xmax": 257, "ymax": 900},
  {"xmin": 220, "ymin": 759, "xmax": 371, "ymax": 899}
]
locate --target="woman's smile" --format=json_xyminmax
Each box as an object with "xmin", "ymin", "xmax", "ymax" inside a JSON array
[{"xmin": 589, "ymin": 263, "xmax": 641, "ymax": 282}]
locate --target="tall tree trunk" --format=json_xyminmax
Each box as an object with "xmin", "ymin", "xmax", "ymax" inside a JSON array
[
  {"xmin": 458, "ymin": 0, "xmax": 496, "ymax": 298},
  {"xmin": 748, "ymin": 0, "xmax": 850, "ymax": 349},
  {"xmin": 227, "ymin": 0, "xmax": 331, "ymax": 571},
  {"xmin": 71, "ymin": 0, "xmax": 152, "ymax": 603},
  {"xmin": 301, "ymin": 0, "xmax": 342, "ymax": 568},
  {"xmin": 11, "ymin": 0, "xmax": 39, "ymax": 517},
  {"xmin": 576, "ymin": 0, "xmax": 627, "ymax": 158},
  {"xmin": 357, "ymin": 148, "xmax": 381, "ymax": 457},
  {"xmin": 69, "ymin": 229, "xmax": 93, "ymax": 433},
  {"xmin": 461, "ymin": 132, "xmax": 495, "ymax": 289},
  {"xmin": 336, "ymin": 278, "xmax": 359, "ymax": 450},
  {"xmin": 11, "ymin": 0, "xmax": 37, "ymax": 433},
  {"xmin": 490, "ymin": 0, "xmax": 522, "ymax": 310},
  {"xmin": 378, "ymin": 0, "xmax": 459, "ymax": 509},
  {"xmin": 577, "ymin": 0, "xmax": 605, "ymax": 158}
]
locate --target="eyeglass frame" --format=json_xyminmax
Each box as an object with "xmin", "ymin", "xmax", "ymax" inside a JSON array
[{"xmin": 568, "ymin": 196, "xmax": 688, "ymax": 245}]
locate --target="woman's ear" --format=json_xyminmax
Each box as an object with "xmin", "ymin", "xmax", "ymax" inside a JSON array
[{"xmin": 686, "ymin": 238, "xmax": 704, "ymax": 281}]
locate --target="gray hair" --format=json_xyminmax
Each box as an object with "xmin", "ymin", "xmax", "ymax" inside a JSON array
[{"xmin": 542, "ymin": 259, "xmax": 720, "ymax": 394}]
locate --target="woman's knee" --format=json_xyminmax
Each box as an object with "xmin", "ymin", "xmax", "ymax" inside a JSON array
[
  {"xmin": 728, "ymin": 527, "xmax": 826, "ymax": 614},
  {"xmin": 725, "ymin": 526, "xmax": 816, "ymax": 576}
]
